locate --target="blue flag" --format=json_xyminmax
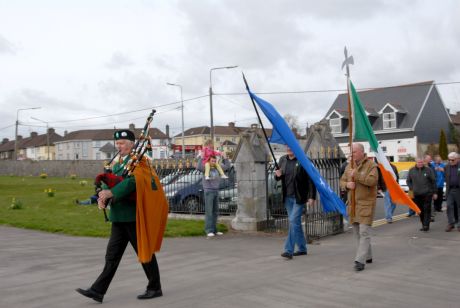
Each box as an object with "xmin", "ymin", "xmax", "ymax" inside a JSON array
[
  {"xmin": 268, "ymin": 126, "xmax": 285, "ymax": 144},
  {"xmin": 247, "ymin": 88, "xmax": 347, "ymax": 217}
]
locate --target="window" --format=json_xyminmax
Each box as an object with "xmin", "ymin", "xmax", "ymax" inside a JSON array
[
  {"xmin": 95, "ymin": 141, "xmax": 101, "ymax": 147},
  {"xmin": 96, "ymin": 152, "xmax": 101, "ymax": 160},
  {"xmin": 383, "ymin": 112, "xmax": 396, "ymax": 129},
  {"xmin": 329, "ymin": 118, "xmax": 341, "ymax": 133}
]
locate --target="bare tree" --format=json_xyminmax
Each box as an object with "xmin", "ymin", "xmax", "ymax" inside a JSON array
[{"xmin": 284, "ymin": 113, "xmax": 300, "ymax": 131}]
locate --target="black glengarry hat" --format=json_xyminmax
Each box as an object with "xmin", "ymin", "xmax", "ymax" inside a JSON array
[{"xmin": 114, "ymin": 130, "xmax": 135, "ymax": 141}]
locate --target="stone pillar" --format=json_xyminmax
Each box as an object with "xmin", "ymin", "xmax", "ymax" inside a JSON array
[{"xmin": 231, "ymin": 130, "xmax": 269, "ymax": 231}]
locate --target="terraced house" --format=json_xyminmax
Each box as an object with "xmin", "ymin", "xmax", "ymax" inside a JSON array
[{"xmin": 54, "ymin": 124, "xmax": 170, "ymax": 160}]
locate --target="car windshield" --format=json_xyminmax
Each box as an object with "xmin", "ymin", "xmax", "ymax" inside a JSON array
[
  {"xmin": 175, "ymin": 171, "xmax": 202, "ymax": 184},
  {"xmin": 160, "ymin": 174, "xmax": 176, "ymax": 184},
  {"xmin": 399, "ymin": 170, "xmax": 408, "ymax": 180}
]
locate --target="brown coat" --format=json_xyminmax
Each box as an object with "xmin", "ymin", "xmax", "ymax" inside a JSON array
[{"xmin": 340, "ymin": 155, "xmax": 379, "ymax": 225}]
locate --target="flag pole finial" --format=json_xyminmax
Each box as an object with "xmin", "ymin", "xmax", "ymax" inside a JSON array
[{"xmin": 342, "ymin": 46, "xmax": 354, "ymax": 78}]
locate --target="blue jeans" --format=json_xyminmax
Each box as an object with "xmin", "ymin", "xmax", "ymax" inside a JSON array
[
  {"xmin": 284, "ymin": 197, "xmax": 306, "ymax": 254},
  {"xmin": 204, "ymin": 191, "xmax": 219, "ymax": 234},
  {"xmin": 384, "ymin": 191, "xmax": 396, "ymax": 221}
]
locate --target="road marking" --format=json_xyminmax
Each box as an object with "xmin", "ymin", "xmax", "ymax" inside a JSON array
[{"xmin": 372, "ymin": 213, "xmax": 411, "ymax": 227}]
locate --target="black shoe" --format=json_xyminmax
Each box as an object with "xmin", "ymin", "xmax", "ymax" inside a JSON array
[
  {"xmin": 430, "ymin": 218, "xmax": 435, "ymax": 222},
  {"xmin": 366, "ymin": 258, "xmax": 373, "ymax": 264},
  {"xmin": 354, "ymin": 261, "xmax": 365, "ymax": 271},
  {"xmin": 281, "ymin": 252, "xmax": 293, "ymax": 259},
  {"xmin": 75, "ymin": 288, "xmax": 103, "ymax": 303},
  {"xmin": 293, "ymin": 251, "xmax": 307, "ymax": 256},
  {"xmin": 137, "ymin": 289, "xmax": 163, "ymax": 300}
]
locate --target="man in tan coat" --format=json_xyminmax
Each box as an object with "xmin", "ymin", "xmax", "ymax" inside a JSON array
[{"xmin": 340, "ymin": 143, "xmax": 379, "ymax": 271}]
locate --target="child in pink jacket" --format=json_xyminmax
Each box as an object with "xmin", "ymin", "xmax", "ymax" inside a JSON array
[{"xmin": 201, "ymin": 140, "xmax": 228, "ymax": 180}]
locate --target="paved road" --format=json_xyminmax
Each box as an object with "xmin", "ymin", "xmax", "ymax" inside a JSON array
[{"xmin": 1, "ymin": 209, "xmax": 459, "ymax": 308}]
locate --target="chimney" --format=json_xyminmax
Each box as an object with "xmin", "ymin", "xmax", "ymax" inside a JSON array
[
  {"xmin": 47, "ymin": 128, "xmax": 55, "ymax": 134},
  {"xmin": 2, "ymin": 138, "xmax": 8, "ymax": 144},
  {"xmin": 30, "ymin": 132, "xmax": 38, "ymax": 138},
  {"xmin": 129, "ymin": 123, "xmax": 135, "ymax": 131},
  {"xmin": 250, "ymin": 123, "xmax": 259, "ymax": 129},
  {"xmin": 165, "ymin": 125, "xmax": 170, "ymax": 138},
  {"xmin": 17, "ymin": 135, "xmax": 23, "ymax": 141},
  {"xmin": 64, "ymin": 130, "xmax": 68, "ymax": 137},
  {"xmin": 228, "ymin": 122, "xmax": 235, "ymax": 128}
]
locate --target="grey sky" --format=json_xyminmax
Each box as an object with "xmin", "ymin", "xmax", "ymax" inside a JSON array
[{"xmin": 1, "ymin": 0, "xmax": 459, "ymax": 140}]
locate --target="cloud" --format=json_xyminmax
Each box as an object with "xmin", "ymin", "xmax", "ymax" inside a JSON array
[
  {"xmin": 0, "ymin": 34, "xmax": 16, "ymax": 55},
  {"xmin": 105, "ymin": 52, "xmax": 134, "ymax": 69}
]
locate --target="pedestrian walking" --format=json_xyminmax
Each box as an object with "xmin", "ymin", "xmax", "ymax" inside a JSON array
[
  {"xmin": 76, "ymin": 130, "xmax": 168, "ymax": 303},
  {"xmin": 406, "ymin": 157, "xmax": 437, "ymax": 232},
  {"xmin": 444, "ymin": 152, "xmax": 460, "ymax": 232},
  {"xmin": 340, "ymin": 143, "xmax": 379, "ymax": 271},
  {"xmin": 275, "ymin": 146, "xmax": 316, "ymax": 260},
  {"xmin": 432, "ymin": 155, "xmax": 445, "ymax": 212}
]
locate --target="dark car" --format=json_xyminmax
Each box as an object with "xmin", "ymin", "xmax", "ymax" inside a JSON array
[{"xmin": 164, "ymin": 168, "xmax": 236, "ymax": 214}]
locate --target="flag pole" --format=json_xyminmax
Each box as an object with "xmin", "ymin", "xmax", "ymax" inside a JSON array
[
  {"xmin": 342, "ymin": 47, "xmax": 356, "ymax": 215},
  {"xmin": 242, "ymin": 73, "xmax": 279, "ymax": 169}
]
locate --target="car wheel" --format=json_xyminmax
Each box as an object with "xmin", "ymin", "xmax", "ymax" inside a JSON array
[{"xmin": 184, "ymin": 196, "xmax": 200, "ymax": 213}]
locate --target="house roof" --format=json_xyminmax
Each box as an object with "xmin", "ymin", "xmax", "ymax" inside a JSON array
[
  {"xmin": 20, "ymin": 132, "xmax": 63, "ymax": 148},
  {"xmin": 57, "ymin": 127, "xmax": 168, "ymax": 142},
  {"xmin": 175, "ymin": 125, "xmax": 272, "ymax": 138},
  {"xmin": 99, "ymin": 142, "xmax": 116, "ymax": 153},
  {"xmin": 324, "ymin": 81, "xmax": 434, "ymax": 132},
  {"xmin": 0, "ymin": 131, "xmax": 63, "ymax": 152}
]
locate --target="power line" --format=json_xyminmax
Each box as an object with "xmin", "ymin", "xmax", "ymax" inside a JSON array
[
  {"xmin": 45, "ymin": 94, "xmax": 208, "ymax": 124},
  {"xmin": 214, "ymin": 81, "xmax": 460, "ymax": 96}
]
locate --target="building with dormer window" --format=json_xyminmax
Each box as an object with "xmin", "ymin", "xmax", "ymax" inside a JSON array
[{"xmin": 324, "ymin": 81, "xmax": 452, "ymax": 161}]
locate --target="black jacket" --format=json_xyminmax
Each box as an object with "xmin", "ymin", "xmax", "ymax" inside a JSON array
[
  {"xmin": 377, "ymin": 163, "xmax": 399, "ymax": 192},
  {"xmin": 407, "ymin": 166, "xmax": 436, "ymax": 197},
  {"xmin": 275, "ymin": 155, "xmax": 316, "ymax": 204}
]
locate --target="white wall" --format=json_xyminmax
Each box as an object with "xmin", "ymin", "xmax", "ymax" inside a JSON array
[{"xmin": 339, "ymin": 136, "xmax": 418, "ymax": 162}]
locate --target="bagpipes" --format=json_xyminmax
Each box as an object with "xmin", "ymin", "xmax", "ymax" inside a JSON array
[{"xmin": 95, "ymin": 109, "xmax": 157, "ymax": 221}]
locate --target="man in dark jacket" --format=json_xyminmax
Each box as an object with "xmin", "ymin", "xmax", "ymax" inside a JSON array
[
  {"xmin": 445, "ymin": 152, "xmax": 460, "ymax": 232},
  {"xmin": 275, "ymin": 146, "xmax": 316, "ymax": 259},
  {"xmin": 407, "ymin": 157, "xmax": 437, "ymax": 232}
]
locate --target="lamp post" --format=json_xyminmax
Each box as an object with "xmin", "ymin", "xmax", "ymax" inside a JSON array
[
  {"xmin": 167, "ymin": 82, "xmax": 185, "ymax": 159},
  {"xmin": 209, "ymin": 65, "xmax": 238, "ymax": 146},
  {"xmin": 14, "ymin": 107, "xmax": 41, "ymax": 160},
  {"xmin": 31, "ymin": 117, "xmax": 50, "ymax": 160}
]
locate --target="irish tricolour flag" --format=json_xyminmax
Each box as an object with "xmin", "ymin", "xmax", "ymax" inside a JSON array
[{"xmin": 349, "ymin": 80, "xmax": 420, "ymax": 214}]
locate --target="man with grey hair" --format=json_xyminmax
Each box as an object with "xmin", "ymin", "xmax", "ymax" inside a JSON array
[
  {"xmin": 340, "ymin": 143, "xmax": 378, "ymax": 271},
  {"xmin": 445, "ymin": 152, "xmax": 460, "ymax": 232}
]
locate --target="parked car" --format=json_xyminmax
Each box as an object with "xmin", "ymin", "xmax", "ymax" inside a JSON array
[
  {"xmin": 164, "ymin": 168, "xmax": 236, "ymax": 214},
  {"xmin": 398, "ymin": 170, "xmax": 409, "ymax": 193},
  {"xmin": 218, "ymin": 183, "xmax": 238, "ymax": 214},
  {"xmin": 160, "ymin": 169, "xmax": 190, "ymax": 186}
]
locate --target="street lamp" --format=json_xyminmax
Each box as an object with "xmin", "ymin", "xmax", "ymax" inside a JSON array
[
  {"xmin": 31, "ymin": 116, "xmax": 50, "ymax": 160},
  {"xmin": 166, "ymin": 82, "xmax": 185, "ymax": 159},
  {"xmin": 209, "ymin": 65, "xmax": 238, "ymax": 146},
  {"xmin": 14, "ymin": 107, "xmax": 41, "ymax": 160}
]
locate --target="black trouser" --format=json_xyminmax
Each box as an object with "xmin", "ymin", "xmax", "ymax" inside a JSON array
[
  {"xmin": 91, "ymin": 222, "xmax": 161, "ymax": 295},
  {"xmin": 433, "ymin": 187, "xmax": 443, "ymax": 211},
  {"xmin": 413, "ymin": 194, "xmax": 432, "ymax": 229}
]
